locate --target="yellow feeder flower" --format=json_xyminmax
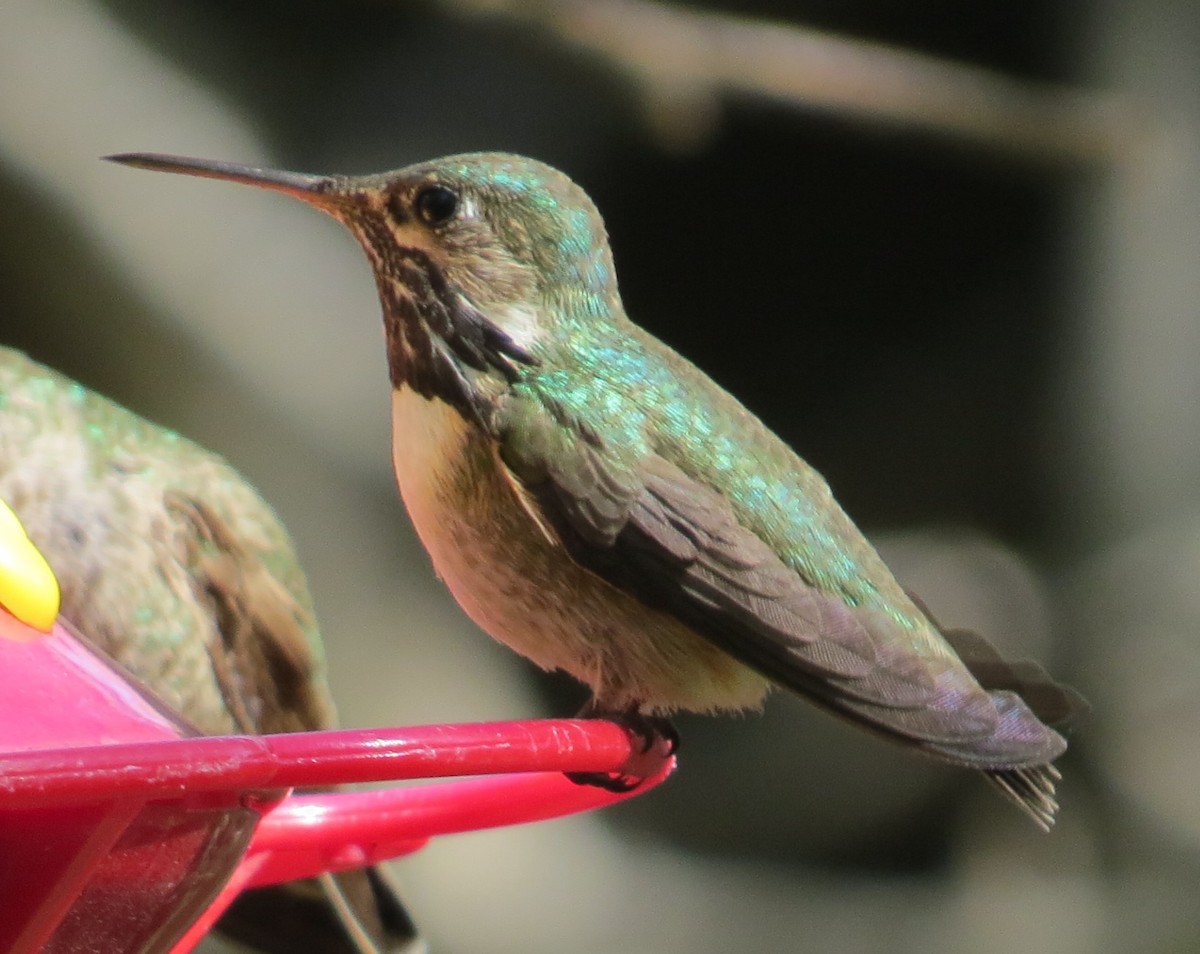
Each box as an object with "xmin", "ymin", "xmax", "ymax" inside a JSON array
[{"xmin": 0, "ymin": 499, "xmax": 61, "ymax": 633}]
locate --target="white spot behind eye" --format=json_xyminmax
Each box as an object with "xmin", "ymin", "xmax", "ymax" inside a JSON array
[{"xmin": 489, "ymin": 302, "xmax": 543, "ymax": 351}]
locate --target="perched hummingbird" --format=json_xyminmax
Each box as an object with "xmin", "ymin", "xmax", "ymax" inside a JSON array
[
  {"xmin": 0, "ymin": 347, "xmax": 422, "ymax": 954},
  {"xmin": 109, "ymin": 151, "xmax": 1085, "ymax": 830}
]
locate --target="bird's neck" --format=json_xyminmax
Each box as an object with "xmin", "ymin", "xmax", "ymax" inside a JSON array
[{"xmin": 375, "ymin": 268, "xmax": 538, "ymax": 428}]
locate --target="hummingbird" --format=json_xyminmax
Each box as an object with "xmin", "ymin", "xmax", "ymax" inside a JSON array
[
  {"xmin": 0, "ymin": 346, "xmax": 422, "ymax": 954},
  {"xmin": 108, "ymin": 151, "xmax": 1085, "ymax": 830}
]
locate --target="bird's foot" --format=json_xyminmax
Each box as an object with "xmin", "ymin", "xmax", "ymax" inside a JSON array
[
  {"xmin": 565, "ymin": 707, "xmax": 678, "ymax": 792},
  {"xmin": 564, "ymin": 769, "xmax": 643, "ymax": 794}
]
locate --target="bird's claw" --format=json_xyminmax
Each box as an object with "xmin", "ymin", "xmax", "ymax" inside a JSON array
[
  {"xmin": 564, "ymin": 769, "xmax": 644, "ymax": 793},
  {"xmin": 564, "ymin": 708, "xmax": 678, "ymax": 792}
]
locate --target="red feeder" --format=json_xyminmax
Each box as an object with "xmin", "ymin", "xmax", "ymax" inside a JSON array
[{"xmin": 0, "ymin": 610, "xmax": 674, "ymax": 953}]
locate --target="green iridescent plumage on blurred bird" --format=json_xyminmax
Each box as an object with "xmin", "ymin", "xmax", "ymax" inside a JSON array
[
  {"xmin": 0, "ymin": 347, "xmax": 420, "ymax": 954},
  {"xmin": 110, "ymin": 151, "xmax": 1085, "ymax": 830}
]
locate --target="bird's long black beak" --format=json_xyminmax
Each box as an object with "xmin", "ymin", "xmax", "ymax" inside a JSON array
[{"xmin": 105, "ymin": 153, "xmax": 352, "ymax": 214}]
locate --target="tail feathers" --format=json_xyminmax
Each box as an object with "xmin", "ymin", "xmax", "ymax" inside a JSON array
[
  {"xmin": 216, "ymin": 866, "xmax": 424, "ymax": 954},
  {"xmin": 939, "ymin": 626, "xmax": 1089, "ymax": 727},
  {"xmin": 921, "ymin": 690, "xmax": 1067, "ymax": 830},
  {"xmin": 319, "ymin": 867, "xmax": 427, "ymax": 954},
  {"xmin": 985, "ymin": 764, "xmax": 1062, "ymax": 832},
  {"xmin": 897, "ymin": 592, "xmax": 1088, "ymax": 830}
]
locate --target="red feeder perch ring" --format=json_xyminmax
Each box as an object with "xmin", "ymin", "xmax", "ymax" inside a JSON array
[{"xmin": 0, "ymin": 611, "xmax": 675, "ymax": 954}]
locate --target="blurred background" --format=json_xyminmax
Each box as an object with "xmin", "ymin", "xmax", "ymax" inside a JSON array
[{"xmin": 2, "ymin": 0, "xmax": 1198, "ymax": 951}]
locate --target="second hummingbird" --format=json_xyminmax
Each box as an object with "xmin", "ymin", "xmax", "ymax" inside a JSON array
[
  {"xmin": 110, "ymin": 150, "xmax": 1085, "ymax": 830},
  {"xmin": 0, "ymin": 346, "xmax": 421, "ymax": 954}
]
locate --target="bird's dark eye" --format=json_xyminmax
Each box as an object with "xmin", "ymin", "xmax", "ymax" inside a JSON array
[{"xmin": 415, "ymin": 184, "xmax": 459, "ymax": 226}]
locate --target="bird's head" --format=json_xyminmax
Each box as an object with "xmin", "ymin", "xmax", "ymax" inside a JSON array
[{"xmin": 108, "ymin": 151, "xmax": 621, "ymax": 407}]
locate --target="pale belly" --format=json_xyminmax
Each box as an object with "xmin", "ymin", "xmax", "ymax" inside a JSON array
[{"xmin": 389, "ymin": 387, "xmax": 769, "ymax": 713}]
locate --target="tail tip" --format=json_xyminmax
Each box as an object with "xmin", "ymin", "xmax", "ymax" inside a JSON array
[{"xmin": 985, "ymin": 763, "xmax": 1062, "ymax": 832}]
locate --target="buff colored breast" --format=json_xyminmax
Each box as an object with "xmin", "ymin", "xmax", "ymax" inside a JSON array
[{"xmin": 389, "ymin": 386, "xmax": 769, "ymax": 713}]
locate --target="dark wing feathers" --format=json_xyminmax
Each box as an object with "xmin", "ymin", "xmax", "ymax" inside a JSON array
[
  {"xmin": 634, "ymin": 466, "xmax": 892, "ymax": 688},
  {"xmin": 925, "ymin": 691, "xmax": 1066, "ymax": 767},
  {"xmin": 500, "ymin": 391, "xmax": 641, "ymax": 545},
  {"xmin": 497, "ymin": 392, "xmax": 1018, "ymax": 751}
]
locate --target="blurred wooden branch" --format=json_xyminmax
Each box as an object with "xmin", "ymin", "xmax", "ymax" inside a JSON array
[{"xmin": 447, "ymin": 0, "xmax": 1132, "ymax": 162}]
